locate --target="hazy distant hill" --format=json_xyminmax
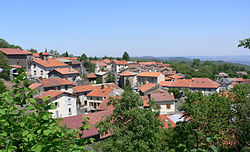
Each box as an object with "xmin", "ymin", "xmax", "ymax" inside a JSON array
[{"xmin": 132, "ymin": 56, "xmax": 250, "ymax": 66}]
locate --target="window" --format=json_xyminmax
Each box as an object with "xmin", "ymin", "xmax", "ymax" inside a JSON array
[
  {"xmin": 34, "ymin": 70, "xmax": 36, "ymax": 75},
  {"xmin": 40, "ymin": 70, "xmax": 43, "ymax": 75},
  {"xmin": 57, "ymin": 86, "xmax": 61, "ymax": 90},
  {"xmin": 34, "ymin": 64, "xmax": 36, "ymax": 68},
  {"xmin": 68, "ymin": 108, "xmax": 72, "ymax": 114},
  {"xmin": 166, "ymin": 104, "xmax": 171, "ymax": 109},
  {"xmin": 84, "ymin": 100, "xmax": 87, "ymax": 105},
  {"xmin": 55, "ymin": 102, "xmax": 59, "ymax": 107},
  {"xmin": 68, "ymin": 98, "xmax": 71, "ymax": 105},
  {"xmin": 55, "ymin": 111, "xmax": 59, "ymax": 118},
  {"xmin": 65, "ymin": 85, "xmax": 68, "ymax": 90}
]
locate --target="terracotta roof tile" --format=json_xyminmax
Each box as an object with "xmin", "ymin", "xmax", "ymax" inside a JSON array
[
  {"xmin": 139, "ymin": 62, "xmax": 156, "ymax": 65},
  {"xmin": 11, "ymin": 65, "xmax": 22, "ymax": 68},
  {"xmin": 235, "ymin": 78, "xmax": 244, "ymax": 82},
  {"xmin": 97, "ymin": 96, "xmax": 121, "ymax": 111},
  {"xmin": 40, "ymin": 52, "xmax": 50, "ymax": 55},
  {"xmin": 29, "ymin": 83, "xmax": 42, "ymax": 90},
  {"xmin": 73, "ymin": 85, "xmax": 98, "ymax": 93},
  {"xmin": 137, "ymin": 72, "xmax": 162, "ymax": 77},
  {"xmin": 165, "ymin": 77, "xmax": 172, "ymax": 81},
  {"xmin": 37, "ymin": 90, "xmax": 72, "ymax": 99},
  {"xmin": 87, "ymin": 73, "xmax": 97, "ymax": 78},
  {"xmin": 139, "ymin": 83, "xmax": 157, "ymax": 93},
  {"xmin": 151, "ymin": 92, "xmax": 175, "ymax": 101},
  {"xmin": 50, "ymin": 67, "xmax": 79, "ymax": 75},
  {"xmin": 61, "ymin": 110, "xmax": 112, "ymax": 139},
  {"xmin": 169, "ymin": 74, "xmax": 185, "ymax": 79},
  {"xmin": 40, "ymin": 78, "xmax": 73, "ymax": 87},
  {"xmin": 113, "ymin": 60, "xmax": 128, "ymax": 65},
  {"xmin": 190, "ymin": 78, "xmax": 220, "ymax": 88},
  {"xmin": 159, "ymin": 115, "xmax": 176, "ymax": 129},
  {"xmin": 32, "ymin": 53, "xmax": 40, "ymax": 58},
  {"xmin": 86, "ymin": 88, "xmax": 112, "ymax": 97},
  {"xmin": 120, "ymin": 71, "xmax": 135, "ymax": 76},
  {"xmin": 0, "ymin": 48, "xmax": 32, "ymax": 55},
  {"xmin": 33, "ymin": 59, "xmax": 68, "ymax": 68},
  {"xmin": 141, "ymin": 96, "xmax": 150, "ymax": 107},
  {"xmin": 102, "ymin": 59, "xmax": 111, "ymax": 64}
]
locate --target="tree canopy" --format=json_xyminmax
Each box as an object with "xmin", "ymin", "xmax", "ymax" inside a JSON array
[
  {"xmin": 106, "ymin": 71, "xmax": 116, "ymax": 83},
  {"xmin": 79, "ymin": 53, "xmax": 88, "ymax": 61},
  {"xmin": 0, "ymin": 38, "xmax": 22, "ymax": 50},
  {"xmin": 238, "ymin": 38, "xmax": 250, "ymax": 50},
  {"xmin": 122, "ymin": 51, "xmax": 130, "ymax": 61}
]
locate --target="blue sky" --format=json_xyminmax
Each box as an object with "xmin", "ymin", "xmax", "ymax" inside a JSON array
[{"xmin": 0, "ymin": 0, "xmax": 249, "ymax": 57}]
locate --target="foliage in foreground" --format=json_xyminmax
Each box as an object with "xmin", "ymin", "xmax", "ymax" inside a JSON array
[
  {"xmin": 94, "ymin": 89, "xmax": 174, "ymax": 152},
  {"xmin": 0, "ymin": 74, "xmax": 91, "ymax": 151}
]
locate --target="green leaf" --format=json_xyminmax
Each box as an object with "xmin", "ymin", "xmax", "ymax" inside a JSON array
[
  {"xmin": 42, "ymin": 115, "xmax": 48, "ymax": 120},
  {"xmin": 206, "ymin": 137, "xmax": 212, "ymax": 143},
  {"xmin": 32, "ymin": 144, "xmax": 43, "ymax": 152},
  {"xmin": 43, "ymin": 130, "xmax": 51, "ymax": 136},
  {"xmin": 25, "ymin": 104, "xmax": 35, "ymax": 110},
  {"xmin": 29, "ymin": 98, "xmax": 37, "ymax": 104},
  {"xmin": 210, "ymin": 145, "xmax": 218, "ymax": 152},
  {"xmin": 22, "ymin": 130, "xmax": 29, "ymax": 136}
]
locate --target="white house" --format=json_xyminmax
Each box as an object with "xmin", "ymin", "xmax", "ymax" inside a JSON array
[
  {"xmin": 112, "ymin": 60, "xmax": 128, "ymax": 73},
  {"xmin": 31, "ymin": 59, "xmax": 68, "ymax": 79},
  {"xmin": 137, "ymin": 72, "xmax": 165, "ymax": 87},
  {"xmin": 150, "ymin": 92, "xmax": 176, "ymax": 114},
  {"xmin": 37, "ymin": 90, "xmax": 77, "ymax": 118},
  {"xmin": 48, "ymin": 67, "xmax": 81, "ymax": 83}
]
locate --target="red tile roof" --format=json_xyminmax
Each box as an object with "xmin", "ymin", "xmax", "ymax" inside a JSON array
[
  {"xmin": 165, "ymin": 77, "xmax": 172, "ymax": 81},
  {"xmin": 97, "ymin": 96, "xmax": 121, "ymax": 111},
  {"xmin": 86, "ymin": 88, "xmax": 112, "ymax": 97},
  {"xmin": 61, "ymin": 110, "xmax": 113, "ymax": 138},
  {"xmin": 37, "ymin": 90, "xmax": 72, "ymax": 99},
  {"xmin": 87, "ymin": 73, "xmax": 97, "ymax": 78},
  {"xmin": 73, "ymin": 85, "xmax": 98, "ymax": 93},
  {"xmin": 0, "ymin": 48, "xmax": 32, "ymax": 55},
  {"xmin": 190, "ymin": 78, "xmax": 220, "ymax": 88},
  {"xmin": 11, "ymin": 65, "xmax": 22, "ymax": 68},
  {"xmin": 159, "ymin": 115, "xmax": 176, "ymax": 129},
  {"xmin": 50, "ymin": 67, "xmax": 79, "ymax": 75},
  {"xmin": 235, "ymin": 78, "xmax": 244, "ymax": 82},
  {"xmin": 139, "ymin": 62, "xmax": 156, "ymax": 65},
  {"xmin": 160, "ymin": 78, "xmax": 220, "ymax": 89},
  {"xmin": 141, "ymin": 96, "xmax": 150, "ymax": 107},
  {"xmin": 40, "ymin": 78, "xmax": 73, "ymax": 87},
  {"xmin": 151, "ymin": 92, "xmax": 175, "ymax": 102},
  {"xmin": 113, "ymin": 60, "xmax": 128, "ymax": 65},
  {"xmin": 169, "ymin": 74, "xmax": 185, "ymax": 79},
  {"xmin": 40, "ymin": 52, "xmax": 50, "ymax": 55},
  {"xmin": 102, "ymin": 59, "xmax": 111, "ymax": 64},
  {"xmin": 29, "ymin": 83, "xmax": 42, "ymax": 90},
  {"xmin": 137, "ymin": 72, "xmax": 162, "ymax": 77},
  {"xmin": 91, "ymin": 60, "xmax": 107, "ymax": 67},
  {"xmin": 32, "ymin": 53, "xmax": 40, "ymax": 58},
  {"xmin": 120, "ymin": 71, "xmax": 135, "ymax": 76},
  {"xmin": 33, "ymin": 59, "xmax": 68, "ymax": 68},
  {"xmin": 139, "ymin": 83, "xmax": 157, "ymax": 93}
]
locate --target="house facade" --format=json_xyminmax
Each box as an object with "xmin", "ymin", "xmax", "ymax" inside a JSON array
[
  {"xmin": 137, "ymin": 72, "xmax": 165, "ymax": 87},
  {"xmin": 48, "ymin": 67, "xmax": 81, "ymax": 83},
  {"xmin": 112, "ymin": 60, "xmax": 128, "ymax": 73},
  {"xmin": 37, "ymin": 90, "xmax": 77, "ymax": 118}
]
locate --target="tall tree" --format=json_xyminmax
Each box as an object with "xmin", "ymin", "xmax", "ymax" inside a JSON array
[
  {"xmin": 238, "ymin": 38, "xmax": 250, "ymax": 50},
  {"xmin": 192, "ymin": 59, "xmax": 200, "ymax": 68},
  {"xmin": 79, "ymin": 53, "xmax": 88, "ymax": 61},
  {"xmin": 49, "ymin": 50, "xmax": 60, "ymax": 57},
  {"xmin": 28, "ymin": 48, "xmax": 38, "ymax": 53},
  {"xmin": 0, "ymin": 52, "xmax": 10, "ymax": 80},
  {"xmin": 122, "ymin": 51, "xmax": 130, "ymax": 61},
  {"xmin": 94, "ymin": 90, "xmax": 171, "ymax": 151},
  {"xmin": 0, "ymin": 79, "xmax": 6, "ymax": 94},
  {"xmin": 106, "ymin": 71, "xmax": 116, "ymax": 83},
  {"xmin": 0, "ymin": 38, "xmax": 22, "ymax": 49}
]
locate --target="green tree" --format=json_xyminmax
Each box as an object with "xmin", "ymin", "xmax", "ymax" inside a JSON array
[
  {"xmin": 83, "ymin": 61, "xmax": 96, "ymax": 73},
  {"xmin": 0, "ymin": 79, "xmax": 6, "ymax": 94},
  {"xmin": 0, "ymin": 52, "xmax": 10, "ymax": 80},
  {"xmin": 49, "ymin": 50, "xmax": 60, "ymax": 57},
  {"xmin": 0, "ymin": 38, "xmax": 22, "ymax": 49},
  {"xmin": 28, "ymin": 48, "xmax": 38, "ymax": 53},
  {"xmin": 123, "ymin": 77, "xmax": 132, "ymax": 91},
  {"xmin": 0, "ymin": 74, "xmax": 92, "ymax": 151},
  {"xmin": 168, "ymin": 88, "xmax": 181, "ymax": 99},
  {"xmin": 96, "ymin": 76, "xmax": 102, "ymax": 84},
  {"xmin": 238, "ymin": 38, "xmax": 250, "ymax": 50},
  {"xmin": 192, "ymin": 59, "xmax": 200, "ymax": 68},
  {"xmin": 106, "ymin": 71, "xmax": 116, "ymax": 83},
  {"xmin": 94, "ymin": 90, "xmax": 172, "ymax": 151},
  {"xmin": 79, "ymin": 53, "xmax": 88, "ymax": 61},
  {"xmin": 61, "ymin": 51, "xmax": 69, "ymax": 57},
  {"xmin": 171, "ymin": 85, "xmax": 250, "ymax": 151},
  {"xmin": 122, "ymin": 51, "xmax": 130, "ymax": 61}
]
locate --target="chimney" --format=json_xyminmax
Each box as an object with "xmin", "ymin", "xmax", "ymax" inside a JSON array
[{"xmin": 69, "ymin": 67, "xmax": 71, "ymax": 72}]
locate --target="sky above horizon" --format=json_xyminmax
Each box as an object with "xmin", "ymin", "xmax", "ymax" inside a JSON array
[{"xmin": 0, "ymin": 0, "xmax": 250, "ymax": 57}]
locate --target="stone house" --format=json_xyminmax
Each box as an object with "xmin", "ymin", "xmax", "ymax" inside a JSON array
[
  {"xmin": 119, "ymin": 71, "xmax": 136, "ymax": 88},
  {"xmin": 48, "ymin": 67, "xmax": 81, "ymax": 83},
  {"xmin": 137, "ymin": 72, "xmax": 165, "ymax": 87}
]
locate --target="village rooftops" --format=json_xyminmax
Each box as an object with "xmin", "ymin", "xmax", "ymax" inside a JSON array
[
  {"xmin": 73, "ymin": 85, "xmax": 98, "ymax": 93},
  {"xmin": 137, "ymin": 72, "xmax": 162, "ymax": 77},
  {"xmin": 33, "ymin": 59, "xmax": 68, "ymax": 68},
  {"xmin": 102, "ymin": 59, "xmax": 111, "ymax": 64},
  {"xmin": 29, "ymin": 83, "xmax": 43, "ymax": 90},
  {"xmin": 0, "ymin": 48, "xmax": 32, "ymax": 55},
  {"xmin": 97, "ymin": 96, "xmax": 121, "ymax": 111},
  {"xmin": 139, "ymin": 62, "xmax": 156, "ymax": 65},
  {"xmin": 91, "ymin": 60, "xmax": 107, "ymax": 67},
  {"xmin": 160, "ymin": 78, "xmax": 220, "ymax": 89},
  {"xmin": 32, "ymin": 53, "xmax": 40, "ymax": 58},
  {"xmin": 151, "ymin": 92, "xmax": 175, "ymax": 102},
  {"xmin": 37, "ymin": 90, "xmax": 73, "ymax": 99},
  {"xmin": 49, "ymin": 67, "xmax": 79, "ymax": 75},
  {"xmin": 61, "ymin": 110, "xmax": 112, "ymax": 139},
  {"xmin": 139, "ymin": 83, "xmax": 157, "ymax": 93},
  {"xmin": 40, "ymin": 52, "xmax": 50, "ymax": 55},
  {"xmin": 113, "ymin": 60, "xmax": 128, "ymax": 65},
  {"xmin": 86, "ymin": 88, "xmax": 112, "ymax": 97},
  {"xmin": 120, "ymin": 71, "xmax": 135, "ymax": 76},
  {"xmin": 40, "ymin": 78, "xmax": 73, "ymax": 87},
  {"xmin": 159, "ymin": 115, "xmax": 176, "ymax": 129},
  {"xmin": 87, "ymin": 73, "xmax": 97, "ymax": 78}
]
